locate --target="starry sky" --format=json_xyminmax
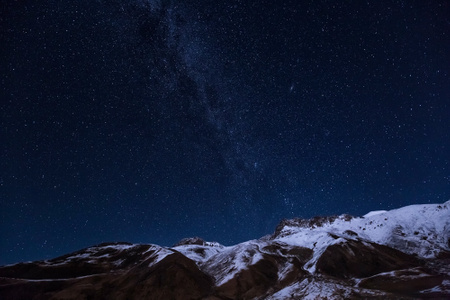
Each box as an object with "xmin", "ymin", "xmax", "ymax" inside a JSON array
[{"xmin": 1, "ymin": 0, "xmax": 449, "ymax": 265}]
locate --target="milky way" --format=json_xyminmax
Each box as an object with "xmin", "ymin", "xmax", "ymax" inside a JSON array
[{"xmin": 1, "ymin": 0, "xmax": 449, "ymax": 264}]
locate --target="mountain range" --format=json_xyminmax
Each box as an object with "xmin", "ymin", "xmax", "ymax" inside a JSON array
[{"xmin": 1, "ymin": 201, "xmax": 449, "ymax": 299}]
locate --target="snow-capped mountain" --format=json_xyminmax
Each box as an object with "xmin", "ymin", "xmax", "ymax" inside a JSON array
[{"xmin": 1, "ymin": 201, "xmax": 449, "ymax": 299}]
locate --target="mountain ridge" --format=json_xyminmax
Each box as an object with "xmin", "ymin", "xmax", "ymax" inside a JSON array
[{"xmin": 1, "ymin": 201, "xmax": 449, "ymax": 299}]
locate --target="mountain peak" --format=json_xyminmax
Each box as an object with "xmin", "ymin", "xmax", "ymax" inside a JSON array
[
  {"xmin": 173, "ymin": 237, "xmax": 207, "ymax": 246},
  {"xmin": 173, "ymin": 237, "xmax": 223, "ymax": 248}
]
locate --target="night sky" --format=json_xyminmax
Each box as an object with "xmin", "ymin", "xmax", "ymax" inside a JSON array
[{"xmin": 1, "ymin": 0, "xmax": 449, "ymax": 265}]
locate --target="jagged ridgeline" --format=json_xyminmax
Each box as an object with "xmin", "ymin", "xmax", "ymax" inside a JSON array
[{"xmin": 1, "ymin": 201, "xmax": 449, "ymax": 299}]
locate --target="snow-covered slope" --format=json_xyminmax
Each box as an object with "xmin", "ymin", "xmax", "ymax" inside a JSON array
[
  {"xmin": 172, "ymin": 238, "xmax": 225, "ymax": 263},
  {"xmin": 201, "ymin": 241, "xmax": 266, "ymax": 286},
  {"xmin": 274, "ymin": 200, "xmax": 450, "ymax": 260}
]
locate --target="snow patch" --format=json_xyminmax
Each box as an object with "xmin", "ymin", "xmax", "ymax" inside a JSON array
[{"xmin": 363, "ymin": 210, "xmax": 387, "ymax": 218}]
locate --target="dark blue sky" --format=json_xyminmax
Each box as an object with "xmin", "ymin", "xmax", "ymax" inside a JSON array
[{"xmin": 1, "ymin": 0, "xmax": 449, "ymax": 265}]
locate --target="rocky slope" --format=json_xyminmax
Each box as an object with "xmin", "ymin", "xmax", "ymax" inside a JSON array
[{"xmin": 1, "ymin": 201, "xmax": 449, "ymax": 299}]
